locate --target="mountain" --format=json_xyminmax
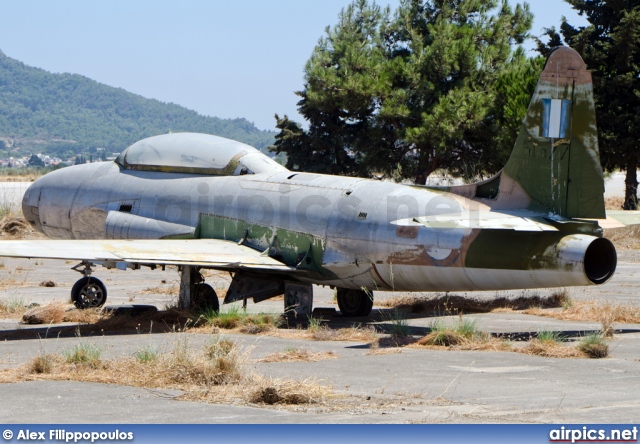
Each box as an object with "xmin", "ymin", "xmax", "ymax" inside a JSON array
[{"xmin": 0, "ymin": 49, "xmax": 275, "ymax": 159}]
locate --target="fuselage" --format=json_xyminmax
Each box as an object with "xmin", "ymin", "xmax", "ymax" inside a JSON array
[{"xmin": 22, "ymin": 160, "xmax": 615, "ymax": 292}]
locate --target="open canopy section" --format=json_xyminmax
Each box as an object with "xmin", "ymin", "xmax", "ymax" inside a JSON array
[{"xmin": 115, "ymin": 132, "xmax": 287, "ymax": 176}]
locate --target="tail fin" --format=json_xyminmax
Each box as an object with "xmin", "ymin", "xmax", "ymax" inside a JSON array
[{"xmin": 502, "ymin": 46, "xmax": 605, "ymax": 219}]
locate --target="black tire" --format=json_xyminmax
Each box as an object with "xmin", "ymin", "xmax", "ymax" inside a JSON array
[
  {"xmin": 71, "ymin": 277, "xmax": 107, "ymax": 309},
  {"xmin": 337, "ymin": 288, "xmax": 373, "ymax": 317},
  {"xmin": 193, "ymin": 283, "xmax": 220, "ymax": 311}
]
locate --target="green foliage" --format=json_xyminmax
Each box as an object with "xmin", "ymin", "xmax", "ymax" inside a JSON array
[
  {"xmin": 537, "ymin": 1, "xmax": 640, "ymax": 209},
  {"xmin": 578, "ymin": 333, "xmax": 609, "ymax": 358},
  {"xmin": 0, "ymin": 51, "xmax": 275, "ymax": 157},
  {"xmin": 199, "ymin": 306, "xmax": 281, "ymax": 331},
  {"xmin": 63, "ymin": 342, "xmax": 102, "ymax": 367},
  {"xmin": 536, "ymin": 330, "xmax": 562, "ymax": 343},
  {"xmin": 271, "ymin": 0, "xmax": 533, "ymax": 182},
  {"xmin": 389, "ymin": 309, "xmax": 410, "ymax": 338},
  {"xmin": 134, "ymin": 346, "xmax": 159, "ymax": 363},
  {"xmin": 27, "ymin": 154, "xmax": 44, "ymax": 167}
]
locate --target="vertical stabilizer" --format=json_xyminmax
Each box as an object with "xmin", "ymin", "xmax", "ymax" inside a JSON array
[{"xmin": 502, "ymin": 47, "xmax": 605, "ymax": 219}]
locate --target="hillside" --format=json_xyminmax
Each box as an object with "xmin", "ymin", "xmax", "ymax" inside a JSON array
[{"xmin": 0, "ymin": 49, "xmax": 275, "ymax": 160}]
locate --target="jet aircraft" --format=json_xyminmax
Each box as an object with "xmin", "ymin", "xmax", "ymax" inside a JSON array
[{"xmin": 0, "ymin": 47, "xmax": 635, "ymax": 317}]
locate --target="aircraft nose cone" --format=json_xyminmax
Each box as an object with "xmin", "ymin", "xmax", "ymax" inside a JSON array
[{"xmin": 22, "ymin": 178, "xmax": 44, "ymax": 233}]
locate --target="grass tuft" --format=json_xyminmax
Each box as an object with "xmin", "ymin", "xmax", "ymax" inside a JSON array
[
  {"xmin": 29, "ymin": 353, "xmax": 59, "ymax": 374},
  {"xmin": 578, "ymin": 333, "xmax": 609, "ymax": 359},
  {"xmin": 63, "ymin": 342, "xmax": 102, "ymax": 368},
  {"xmin": 0, "ymin": 296, "xmax": 27, "ymax": 315},
  {"xmin": 199, "ymin": 306, "xmax": 282, "ymax": 331},
  {"xmin": 248, "ymin": 377, "xmax": 332, "ymax": 405},
  {"xmin": 134, "ymin": 346, "xmax": 158, "ymax": 363},
  {"xmin": 418, "ymin": 317, "xmax": 482, "ymax": 347}
]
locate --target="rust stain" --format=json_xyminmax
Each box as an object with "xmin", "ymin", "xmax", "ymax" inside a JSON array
[{"xmin": 396, "ymin": 225, "xmax": 419, "ymax": 239}]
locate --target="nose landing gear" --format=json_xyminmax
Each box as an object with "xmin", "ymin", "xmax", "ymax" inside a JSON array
[{"xmin": 71, "ymin": 262, "xmax": 107, "ymax": 309}]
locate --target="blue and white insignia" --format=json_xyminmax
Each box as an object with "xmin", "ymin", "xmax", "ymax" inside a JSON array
[{"xmin": 541, "ymin": 98, "xmax": 572, "ymax": 139}]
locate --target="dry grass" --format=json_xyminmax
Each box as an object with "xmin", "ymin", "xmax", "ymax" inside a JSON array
[
  {"xmin": 138, "ymin": 285, "xmax": 179, "ymax": 296},
  {"xmin": 378, "ymin": 291, "xmax": 566, "ymax": 315},
  {"xmin": 21, "ymin": 303, "xmax": 108, "ymax": 325},
  {"xmin": 605, "ymin": 196, "xmax": 625, "ymax": 210},
  {"xmin": 0, "ymin": 276, "xmax": 31, "ymax": 291},
  {"xmin": 0, "ymin": 173, "xmax": 42, "ymax": 182},
  {"xmin": 605, "ymin": 225, "xmax": 640, "ymax": 250},
  {"xmin": 258, "ymin": 349, "xmax": 338, "ymax": 363},
  {"xmin": 1, "ymin": 336, "xmax": 334, "ymax": 408},
  {"xmin": 524, "ymin": 300, "xmax": 640, "ymax": 325},
  {"xmin": 0, "ymin": 296, "xmax": 29, "ymax": 316},
  {"xmin": 247, "ymin": 376, "xmax": 334, "ymax": 405},
  {"xmin": 306, "ymin": 324, "xmax": 378, "ymax": 343},
  {"xmin": 0, "ymin": 217, "xmax": 44, "ymax": 240},
  {"xmin": 519, "ymin": 338, "xmax": 585, "ymax": 359}
]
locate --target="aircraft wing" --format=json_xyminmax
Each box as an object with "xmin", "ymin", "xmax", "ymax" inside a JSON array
[{"xmin": 0, "ymin": 239, "xmax": 294, "ymax": 271}]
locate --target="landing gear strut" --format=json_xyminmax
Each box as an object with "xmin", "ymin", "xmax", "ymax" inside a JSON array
[
  {"xmin": 71, "ymin": 262, "xmax": 107, "ymax": 309},
  {"xmin": 336, "ymin": 288, "xmax": 373, "ymax": 317},
  {"xmin": 179, "ymin": 265, "xmax": 220, "ymax": 311}
]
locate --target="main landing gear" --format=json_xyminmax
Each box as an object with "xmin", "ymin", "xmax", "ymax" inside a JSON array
[
  {"xmin": 336, "ymin": 288, "xmax": 373, "ymax": 317},
  {"xmin": 179, "ymin": 265, "xmax": 220, "ymax": 311}
]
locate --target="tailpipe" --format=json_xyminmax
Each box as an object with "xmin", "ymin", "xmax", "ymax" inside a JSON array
[
  {"xmin": 550, "ymin": 235, "xmax": 616, "ymax": 286},
  {"xmin": 583, "ymin": 237, "xmax": 617, "ymax": 284}
]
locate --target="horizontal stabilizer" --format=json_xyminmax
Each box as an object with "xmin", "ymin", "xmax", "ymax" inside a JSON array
[
  {"xmin": 593, "ymin": 211, "xmax": 640, "ymax": 229},
  {"xmin": 395, "ymin": 211, "xmax": 559, "ymax": 232}
]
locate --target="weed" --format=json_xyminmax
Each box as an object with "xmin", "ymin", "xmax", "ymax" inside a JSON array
[
  {"xmin": 199, "ymin": 306, "xmax": 281, "ymax": 332},
  {"xmin": 63, "ymin": 342, "xmax": 102, "ymax": 368},
  {"xmin": 536, "ymin": 330, "xmax": 562, "ymax": 343},
  {"xmin": 0, "ymin": 296, "xmax": 26, "ymax": 314},
  {"xmin": 455, "ymin": 317, "xmax": 479, "ymax": 338},
  {"xmin": 307, "ymin": 315, "xmax": 324, "ymax": 332},
  {"xmin": 204, "ymin": 336, "xmax": 235, "ymax": 359},
  {"xmin": 29, "ymin": 353, "xmax": 58, "ymax": 374},
  {"xmin": 134, "ymin": 346, "xmax": 158, "ymax": 363},
  {"xmin": 418, "ymin": 317, "xmax": 482, "ymax": 347},
  {"xmin": 388, "ymin": 309, "xmax": 410, "ymax": 337},
  {"xmin": 578, "ymin": 333, "xmax": 609, "ymax": 359}
]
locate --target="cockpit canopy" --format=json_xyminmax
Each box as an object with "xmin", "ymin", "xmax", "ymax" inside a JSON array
[{"xmin": 115, "ymin": 133, "xmax": 287, "ymax": 176}]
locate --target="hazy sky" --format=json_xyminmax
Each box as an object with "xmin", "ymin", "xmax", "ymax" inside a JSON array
[{"xmin": 0, "ymin": 1, "xmax": 588, "ymax": 131}]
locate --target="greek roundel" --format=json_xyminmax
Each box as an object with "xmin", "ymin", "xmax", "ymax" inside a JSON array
[{"xmin": 541, "ymin": 99, "xmax": 572, "ymax": 139}]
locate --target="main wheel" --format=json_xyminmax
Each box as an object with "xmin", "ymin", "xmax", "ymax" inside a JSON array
[
  {"xmin": 193, "ymin": 283, "xmax": 220, "ymax": 311},
  {"xmin": 71, "ymin": 277, "xmax": 107, "ymax": 309},
  {"xmin": 336, "ymin": 288, "xmax": 373, "ymax": 317}
]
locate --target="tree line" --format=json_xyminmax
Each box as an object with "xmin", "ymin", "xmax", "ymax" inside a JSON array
[{"xmin": 271, "ymin": 0, "xmax": 640, "ymax": 209}]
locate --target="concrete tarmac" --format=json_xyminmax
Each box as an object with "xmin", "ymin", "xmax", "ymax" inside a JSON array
[{"xmin": 1, "ymin": 251, "xmax": 639, "ymax": 424}]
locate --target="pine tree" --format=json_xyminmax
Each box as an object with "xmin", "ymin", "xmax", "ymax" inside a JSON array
[{"xmin": 272, "ymin": 0, "xmax": 533, "ymax": 183}]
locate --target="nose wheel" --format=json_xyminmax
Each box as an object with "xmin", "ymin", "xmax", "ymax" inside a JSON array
[
  {"xmin": 71, "ymin": 276, "xmax": 107, "ymax": 309},
  {"xmin": 70, "ymin": 261, "xmax": 107, "ymax": 309}
]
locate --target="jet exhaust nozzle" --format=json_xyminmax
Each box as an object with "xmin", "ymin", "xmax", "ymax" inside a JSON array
[{"xmin": 583, "ymin": 237, "xmax": 617, "ymax": 285}]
